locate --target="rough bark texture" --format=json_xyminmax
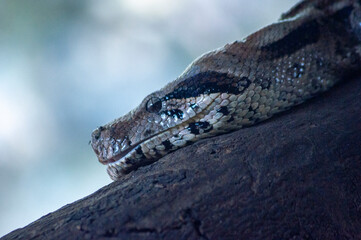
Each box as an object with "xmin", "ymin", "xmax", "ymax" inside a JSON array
[{"xmin": 2, "ymin": 76, "xmax": 361, "ymax": 240}]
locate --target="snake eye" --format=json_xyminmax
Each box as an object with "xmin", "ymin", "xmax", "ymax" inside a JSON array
[{"xmin": 146, "ymin": 97, "xmax": 162, "ymax": 113}]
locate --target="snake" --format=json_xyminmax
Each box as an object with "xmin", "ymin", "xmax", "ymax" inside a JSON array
[{"xmin": 91, "ymin": 0, "xmax": 361, "ymax": 180}]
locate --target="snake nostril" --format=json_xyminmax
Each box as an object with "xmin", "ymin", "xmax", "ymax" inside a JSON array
[{"xmin": 93, "ymin": 126, "xmax": 105, "ymax": 140}]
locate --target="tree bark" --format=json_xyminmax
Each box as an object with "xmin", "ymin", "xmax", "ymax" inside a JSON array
[{"xmin": 2, "ymin": 76, "xmax": 361, "ymax": 240}]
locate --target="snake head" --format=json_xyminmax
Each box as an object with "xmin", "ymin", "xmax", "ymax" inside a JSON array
[
  {"xmin": 91, "ymin": 49, "xmax": 248, "ymax": 180},
  {"xmin": 90, "ymin": 94, "xmax": 173, "ymax": 179}
]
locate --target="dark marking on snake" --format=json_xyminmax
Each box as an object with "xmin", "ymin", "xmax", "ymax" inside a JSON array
[
  {"xmin": 163, "ymin": 72, "xmax": 251, "ymax": 100},
  {"xmin": 187, "ymin": 121, "xmax": 213, "ymax": 135},
  {"xmin": 261, "ymin": 19, "xmax": 320, "ymax": 60},
  {"xmin": 189, "ymin": 103, "xmax": 201, "ymax": 112},
  {"xmin": 331, "ymin": 6, "xmax": 353, "ymax": 24},
  {"xmin": 190, "ymin": 103, "xmax": 198, "ymax": 109},
  {"xmin": 162, "ymin": 140, "xmax": 173, "ymax": 151},
  {"xmin": 136, "ymin": 146, "xmax": 143, "ymax": 155},
  {"xmin": 161, "ymin": 109, "xmax": 184, "ymax": 119},
  {"xmin": 217, "ymin": 106, "xmax": 230, "ymax": 115}
]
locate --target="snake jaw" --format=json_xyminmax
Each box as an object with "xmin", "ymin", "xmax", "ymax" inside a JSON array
[
  {"xmin": 91, "ymin": 92, "xmax": 225, "ymax": 180},
  {"xmin": 91, "ymin": 122, "xmax": 132, "ymax": 165}
]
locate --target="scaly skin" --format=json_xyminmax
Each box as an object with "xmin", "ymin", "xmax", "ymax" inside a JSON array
[{"xmin": 91, "ymin": 0, "xmax": 361, "ymax": 180}]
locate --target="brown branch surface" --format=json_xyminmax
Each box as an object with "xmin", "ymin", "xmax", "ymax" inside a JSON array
[{"xmin": 2, "ymin": 76, "xmax": 361, "ymax": 240}]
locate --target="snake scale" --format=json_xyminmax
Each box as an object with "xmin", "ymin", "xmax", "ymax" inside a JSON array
[{"xmin": 91, "ymin": 0, "xmax": 361, "ymax": 180}]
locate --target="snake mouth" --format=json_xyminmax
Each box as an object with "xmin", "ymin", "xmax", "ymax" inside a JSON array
[
  {"xmin": 99, "ymin": 147, "xmax": 133, "ymax": 165},
  {"xmin": 100, "ymin": 122, "xmax": 178, "ymax": 166},
  {"xmin": 96, "ymin": 120, "xmax": 179, "ymax": 166},
  {"xmin": 95, "ymin": 93, "xmax": 222, "ymax": 178},
  {"xmin": 99, "ymin": 137, "xmax": 150, "ymax": 165}
]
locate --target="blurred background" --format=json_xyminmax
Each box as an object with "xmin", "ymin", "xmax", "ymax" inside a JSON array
[{"xmin": 0, "ymin": 0, "xmax": 298, "ymax": 236}]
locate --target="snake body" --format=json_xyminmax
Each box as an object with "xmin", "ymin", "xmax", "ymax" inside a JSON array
[{"xmin": 91, "ymin": 0, "xmax": 361, "ymax": 180}]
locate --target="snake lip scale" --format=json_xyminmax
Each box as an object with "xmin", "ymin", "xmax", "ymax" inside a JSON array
[
  {"xmin": 95, "ymin": 95, "xmax": 219, "ymax": 166},
  {"xmin": 99, "ymin": 135, "xmax": 152, "ymax": 165},
  {"xmin": 91, "ymin": 0, "xmax": 361, "ymax": 180}
]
